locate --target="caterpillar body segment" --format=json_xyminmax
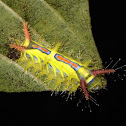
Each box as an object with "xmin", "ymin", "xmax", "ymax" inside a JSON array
[{"xmin": 10, "ymin": 21, "xmax": 116, "ymax": 100}]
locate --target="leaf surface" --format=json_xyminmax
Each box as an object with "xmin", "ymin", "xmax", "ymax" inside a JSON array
[{"xmin": 0, "ymin": 0, "xmax": 104, "ymax": 92}]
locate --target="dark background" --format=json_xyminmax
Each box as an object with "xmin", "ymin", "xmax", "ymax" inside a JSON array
[{"xmin": 0, "ymin": 0, "xmax": 126, "ymax": 125}]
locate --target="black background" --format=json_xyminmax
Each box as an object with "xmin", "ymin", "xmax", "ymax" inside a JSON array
[{"xmin": 0, "ymin": 1, "xmax": 126, "ymax": 125}]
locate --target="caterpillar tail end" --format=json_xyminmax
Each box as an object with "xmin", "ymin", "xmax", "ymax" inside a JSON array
[{"xmin": 23, "ymin": 20, "xmax": 31, "ymax": 47}]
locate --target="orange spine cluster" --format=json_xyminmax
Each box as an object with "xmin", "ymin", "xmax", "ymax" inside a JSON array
[{"xmin": 10, "ymin": 44, "xmax": 26, "ymax": 51}]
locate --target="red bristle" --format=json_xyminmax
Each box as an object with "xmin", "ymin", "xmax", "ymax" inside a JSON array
[
  {"xmin": 80, "ymin": 77, "xmax": 89, "ymax": 100},
  {"xmin": 23, "ymin": 20, "xmax": 31, "ymax": 41},
  {"xmin": 91, "ymin": 69, "xmax": 115, "ymax": 76},
  {"xmin": 10, "ymin": 44, "xmax": 26, "ymax": 51}
]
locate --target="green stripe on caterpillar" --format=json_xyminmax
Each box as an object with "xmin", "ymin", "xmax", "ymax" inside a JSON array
[{"xmin": 10, "ymin": 21, "xmax": 115, "ymax": 101}]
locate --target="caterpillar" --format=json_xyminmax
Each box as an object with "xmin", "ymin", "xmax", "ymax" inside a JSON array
[{"xmin": 10, "ymin": 21, "xmax": 115, "ymax": 101}]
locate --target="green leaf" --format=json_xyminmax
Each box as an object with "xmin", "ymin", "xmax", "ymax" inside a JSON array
[
  {"xmin": 0, "ymin": 0, "xmax": 105, "ymax": 92},
  {"xmin": 0, "ymin": 54, "xmax": 46, "ymax": 92}
]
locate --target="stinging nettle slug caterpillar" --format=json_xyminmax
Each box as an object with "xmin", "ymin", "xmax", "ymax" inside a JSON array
[{"xmin": 10, "ymin": 21, "xmax": 117, "ymax": 103}]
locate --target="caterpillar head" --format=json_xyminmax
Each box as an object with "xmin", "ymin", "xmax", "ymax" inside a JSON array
[
  {"xmin": 90, "ymin": 69, "xmax": 115, "ymax": 91},
  {"xmin": 80, "ymin": 69, "xmax": 115, "ymax": 100}
]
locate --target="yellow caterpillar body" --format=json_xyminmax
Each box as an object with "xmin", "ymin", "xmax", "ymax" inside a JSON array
[{"xmin": 10, "ymin": 21, "xmax": 115, "ymax": 100}]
